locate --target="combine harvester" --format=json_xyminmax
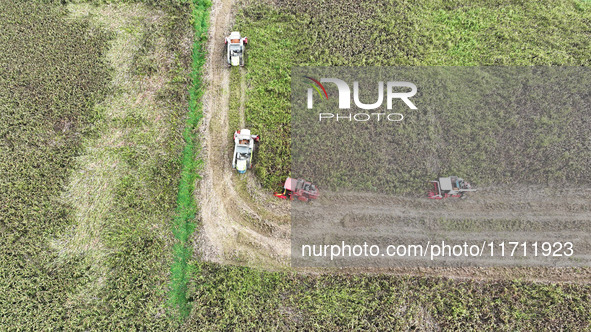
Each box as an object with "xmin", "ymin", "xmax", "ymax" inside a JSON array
[
  {"xmin": 274, "ymin": 178, "xmax": 319, "ymax": 202},
  {"xmin": 224, "ymin": 31, "xmax": 248, "ymax": 67},
  {"xmin": 428, "ymin": 176, "xmax": 476, "ymax": 199},
  {"xmin": 232, "ymin": 129, "xmax": 259, "ymax": 174}
]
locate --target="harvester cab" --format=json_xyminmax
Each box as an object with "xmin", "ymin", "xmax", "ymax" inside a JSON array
[
  {"xmin": 274, "ymin": 178, "xmax": 319, "ymax": 202},
  {"xmin": 224, "ymin": 31, "xmax": 247, "ymax": 67},
  {"xmin": 428, "ymin": 176, "xmax": 476, "ymax": 199},
  {"xmin": 232, "ymin": 129, "xmax": 259, "ymax": 174}
]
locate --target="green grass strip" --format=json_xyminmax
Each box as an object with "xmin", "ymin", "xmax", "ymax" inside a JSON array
[{"xmin": 169, "ymin": 0, "xmax": 211, "ymax": 320}]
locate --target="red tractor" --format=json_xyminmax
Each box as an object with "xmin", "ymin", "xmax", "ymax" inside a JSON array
[
  {"xmin": 428, "ymin": 176, "xmax": 476, "ymax": 199},
  {"xmin": 274, "ymin": 178, "xmax": 319, "ymax": 202}
]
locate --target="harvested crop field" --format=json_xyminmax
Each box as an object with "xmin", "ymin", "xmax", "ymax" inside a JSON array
[
  {"xmin": 1, "ymin": 1, "xmax": 193, "ymax": 329},
  {"xmin": 188, "ymin": 0, "xmax": 591, "ymax": 328}
]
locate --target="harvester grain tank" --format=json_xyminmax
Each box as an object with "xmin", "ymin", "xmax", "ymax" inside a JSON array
[
  {"xmin": 232, "ymin": 129, "xmax": 259, "ymax": 174},
  {"xmin": 224, "ymin": 31, "xmax": 248, "ymax": 67}
]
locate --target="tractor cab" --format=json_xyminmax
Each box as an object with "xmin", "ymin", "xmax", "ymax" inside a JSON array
[
  {"xmin": 224, "ymin": 31, "xmax": 248, "ymax": 67},
  {"xmin": 232, "ymin": 129, "xmax": 259, "ymax": 174},
  {"xmin": 274, "ymin": 178, "xmax": 319, "ymax": 202}
]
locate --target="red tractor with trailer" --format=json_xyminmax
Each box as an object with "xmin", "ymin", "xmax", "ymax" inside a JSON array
[
  {"xmin": 428, "ymin": 176, "xmax": 476, "ymax": 199},
  {"xmin": 274, "ymin": 177, "xmax": 319, "ymax": 202}
]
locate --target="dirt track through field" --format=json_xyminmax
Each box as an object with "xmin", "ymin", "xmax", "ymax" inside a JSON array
[
  {"xmin": 196, "ymin": 0, "xmax": 591, "ymax": 282},
  {"xmin": 196, "ymin": 0, "xmax": 290, "ymax": 267}
]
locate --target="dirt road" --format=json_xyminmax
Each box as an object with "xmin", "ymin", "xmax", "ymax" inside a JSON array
[{"xmin": 196, "ymin": 0, "xmax": 290, "ymax": 268}]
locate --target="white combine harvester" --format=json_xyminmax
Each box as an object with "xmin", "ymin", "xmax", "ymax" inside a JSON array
[
  {"xmin": 232, "ymin": 129, "xmax": 259, "ymax": 174},
  {"xmin": 224, "ymin": 31, "xmax": 248, "ymax": 67}
]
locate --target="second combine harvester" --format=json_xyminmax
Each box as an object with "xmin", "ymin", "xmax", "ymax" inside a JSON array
[{"xmin": 232, "ymin": 129, "xmax": 259, "ymax": 174}]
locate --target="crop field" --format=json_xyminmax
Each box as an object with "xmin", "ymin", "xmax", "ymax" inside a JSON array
[
  {"xmin": 1, "ymin": 0, "xmax": 193, "ymax": 329},
  {"xmin": 288, "ymin": 66, "xmax": 591, "ymax": 193},
  {"xmin": 235, "ymin": 0, "xmax": 591, "ymax": 190},
  {"xmin": 3, "ymin": 0, "xmax": 591, "ymax": 330},
  {"xmin": 183, "ymin": 262, "xmax": 591, "ymax": 330},
  {"xmin": 181, "ymin": 0, "xmax": 591, "ymax": 329},
  {"xmin": 0, "ymin": 1, "xmax": 110, "ymax": 328}
]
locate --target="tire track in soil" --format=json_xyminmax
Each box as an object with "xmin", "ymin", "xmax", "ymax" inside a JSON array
[
  {"xmin": 296, "ymin": 188, "xmax": 591, "ymax": 283},
  {"xmin": 239, "ymin": 67, "xmax": 245, "ymax": 128}
]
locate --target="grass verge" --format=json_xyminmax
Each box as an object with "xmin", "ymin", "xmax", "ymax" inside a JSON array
[{"xmin": 169, "ymin": 0, "xmax": 210, "ymax": 320}]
